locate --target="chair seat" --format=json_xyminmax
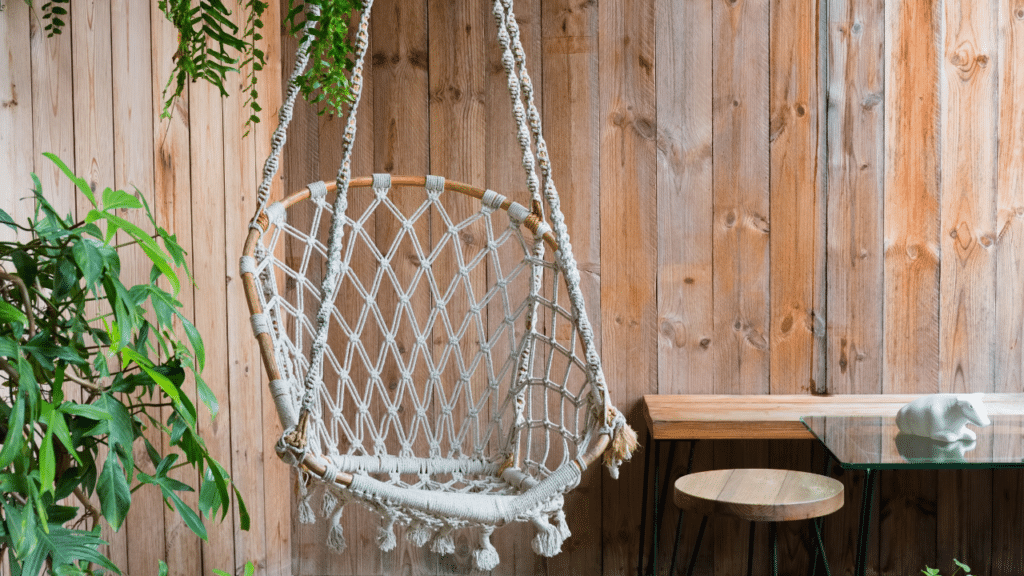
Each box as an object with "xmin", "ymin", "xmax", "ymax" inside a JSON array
[{"xmin": 674, "ymin": 468, "xmax": 843, "ymax": 522}]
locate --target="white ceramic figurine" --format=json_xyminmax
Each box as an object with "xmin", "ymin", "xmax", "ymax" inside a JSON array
[{"xmin": 895, "ymin": 393, "xmax": 991, "ymax": 443}]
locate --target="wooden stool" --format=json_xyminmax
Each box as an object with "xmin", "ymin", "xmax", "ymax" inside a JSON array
[{"xmin": 673, "ymin": 469, "xmax": 844, "ymax": 576}]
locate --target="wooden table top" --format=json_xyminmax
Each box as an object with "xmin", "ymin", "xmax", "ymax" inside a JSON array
[{"xmin": 642, "ymin": 393, "xmax": 1024, "ymax": 440}]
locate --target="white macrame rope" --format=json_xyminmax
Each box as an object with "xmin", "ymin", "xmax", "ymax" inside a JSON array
[
  {"xmin": 253, "ymin": 4, "xmax": 323, "ymax": 225},
  {"xmin": 301, "ymin": 0, "xmax": 375, "ymax": 420},
  {"xmin": 245, "ymin": 0, "xmax": 633, "ymax": 566},
  {"xmin": 492, "ymin": 0, "xmax": 615, "ymax": 441}
]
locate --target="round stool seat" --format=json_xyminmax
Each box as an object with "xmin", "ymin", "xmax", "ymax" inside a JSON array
[{"xmin": 674, "ymin": 469, "xmax": 843, "ymax": 522}]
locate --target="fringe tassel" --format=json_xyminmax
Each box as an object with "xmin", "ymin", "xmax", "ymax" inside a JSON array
[
  {"xmin": 322, "ymin": 488, "xmax": 339, "ymax": 516},
  {"xmin": 430, "ymin": 525, "xmax": 456, "ymax": 555},
  {"xmin": 297, "ymin": 480, "xmax": 316, "ymax": 525},
  {"xmin": 553, "ymin": 510, "xmax": 571, "ymax": 541},
  {"xmin": 472, "ymin": 526, "xmax": 500, "ymax": 571},
  {"xmin": 604, "ymin": 411, "xmax": 639, "ymax": 479},
  {"xmin": 407, "ymin": 519, "xmax": 434, "ymax": 547},
  {"xmin": 531, "ymin": 515, "xmax": 565, "ymax": 557},
  {"xmin": 327, "ymin": 508, "xmax": 347, "ymax": 553},
  {"xmin": 377, "ymin": 515, "xmax": 397, "ymax": 551}
]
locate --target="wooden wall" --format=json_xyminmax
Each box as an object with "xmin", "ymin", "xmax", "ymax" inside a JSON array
[{"xmin": 4, "ymin": 0, "xmax": 1023, "ymax": 574}]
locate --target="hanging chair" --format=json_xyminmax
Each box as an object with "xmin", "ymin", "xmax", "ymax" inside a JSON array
[{"xmin": 240, "ymin": 0, "xmax": 637, "ymax": 569}]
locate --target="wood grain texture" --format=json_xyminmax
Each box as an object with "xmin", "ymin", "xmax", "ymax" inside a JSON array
[
  {"xmin": 110, "ymin": 2, "xmax": 167, "ymax": 574},
  {"xmin": 188, "ymin": 71, "xmax": 236, "ymax": 576},
  {"xmin": 675, "ymin": 468, "xmax": 843, "ymax": 522},
  {"xmin": 598, "ymin": 0, "xmax": 657, "ymax": 573},
  {"xmin": 880, "ymin": 0, "xmax": 943, "ymax": 572},
  {"xmin": 713, "ymin": 0, "xmax": 771, "ymax": 397},
  {"xmin": 769, "ymin": 0, "xmax": 824, "ymax": 395},
  {"xmin": 656, "ymin": 0, "xmax": 714, "ymax": 394},
  {"xmin": 992, "ymin": 0, "xmax": 1024, "ymax": 571},
  {"xmin": 29, "ymin": 2, "xmax": 75, "ymax": 218},
  {"xmin": 69, "ymin": 1, "xmax": 129, "ymax": 568},
  {"xmin": 541, "ymin": 0, "xmax": 603, "ymax": 573},
  {"xmin": 253, "ymin": 3, "xmax": 292, "ymax": 574},
  {"xmin": 0, "ymin": 0, "xmax": 34, "ymax": 243},
  {"xmin": 825, "ymin": 0, "xmax": 885, "ymax": 396},
  {"xmin": 222, "ymin": 3, "xmax": 271, "ymax": 573},
  {"xmin": 937, "ymin": 0, "xmax": 999, "ymax": 569}
]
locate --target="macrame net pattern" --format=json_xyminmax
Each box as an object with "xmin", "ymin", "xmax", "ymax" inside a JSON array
[
  {"xmin": 240, "ymin": 0, "xmax": 636, "ymax": 569},
  {"xmin": 246, "ymin": 177, "xmax": 607, "ymax": 567}
]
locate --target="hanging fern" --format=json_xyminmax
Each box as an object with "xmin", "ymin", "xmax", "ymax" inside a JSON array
[
  {"xmin": 25, "ymin": 1, "xmax": 363, "ymax": 134},
  {"xmin": 284, "ymin": 0, "xmax": 364, "ymax": 118}
]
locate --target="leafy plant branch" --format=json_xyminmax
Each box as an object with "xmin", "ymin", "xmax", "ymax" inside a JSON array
[{"xmin": 0, "ymin": 153, "xmax": 248, "ymax": 576}]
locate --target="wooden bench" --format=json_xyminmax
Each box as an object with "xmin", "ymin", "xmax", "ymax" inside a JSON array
[{"xmin": 642, "ymin": 393, "xmax": 1024, "ymax": 440}]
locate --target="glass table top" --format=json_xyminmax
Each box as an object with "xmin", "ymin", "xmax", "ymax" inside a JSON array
[{"xmin": 800, "ymin": 414, "xmax": 1024, "ymax": 469}]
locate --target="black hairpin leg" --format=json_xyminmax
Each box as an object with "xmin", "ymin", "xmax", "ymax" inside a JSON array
[
  {"xmin": 637, "ymin": 430, "xmax": 653, "ymax": 576},
  {"xmin": 745, "ymin": 521, "xmax": 757, "ymax": 576},
  {"xmin": 854, "ymin": 468, "xmax": 877, "ymax": 576},
  {"xmin": 769, "ymin": 521, "xmax": 779, "ymax": 576},
  {"xmin": 809, "ymin": 443, "xmax": 834, "ymax": 576},
  {"xmin": 684, "ymin": 515, "xmax": 709, "ymax": 576},
  {"xmin": 667, "ymin": 441, "xmax": 699, "ymax": 576}
]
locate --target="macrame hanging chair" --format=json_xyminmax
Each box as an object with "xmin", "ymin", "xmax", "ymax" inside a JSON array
[{"xmin": 240, "ymin": 0, "xmax": 637, "ymax": 569}]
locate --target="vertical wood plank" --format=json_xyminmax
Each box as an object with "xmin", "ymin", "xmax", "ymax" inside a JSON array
[
  {"xmin": 427, "ymin": 2, "xmax": 491, "ymax": 574},
  {"xmin": 710, "ymin": 0, "xmax": 771, "ymax": 570},
  {"xmin": 222, "ymin": 4, "xmax": 270, "ymax": 574},
  {"xmin": 712, "ymin": 0, "xmax": 771, "ymax": 397},
  {"xmin": 70, "ymin": 0, "xmax": 132, "ymax": 569},
  {"xmin": 992, "ymin": 0, "xmax": 1024, "ymax": 570},
  {"xmin": 188, "ymin": 66, "xmax": 236, "ymax": 576},
  {"xmin": 938, "ymin": 0, "xmax": 997, "ymax": 396},
  {"xmin": 109, "ymin": 2, "xmax": 167, "ymax": 573},
  {"xmin": 252, "ymin": 2, "xmax": 293, "ymax": 574},
  {"xmin": 372, "ymin": 0, "xmax": 437, "ymax": 574},
  {"xmin": 824, "ymin": 0, "xmax": 886, "ymax": 570},
  {"xmin": 1, "ymin": 0, "xmax": 35, "ymax": 241},
  {"xmin": 769, "ymin": 0, "xmax": 824, "ymax": 394},
  {"xmin": 937, "ymin": 0, "xmax": 998, "ymax": 569},
  {"xmin": 486, "ymin": 1, "xmax": 546, "ymax": 573},
  {"xmin": 150, "ymin": 6, "xmax": 201, "ymax": 576},
  {"xmin": 656, "ymin": 0, "xmax": 714, "ymax": 394},
  {"xmin": 541, "ymin": 0, "xmax": 603, "ymax": 573},
  {"xmin": 883, "ymin": 0, "xmax": 942, "ymax": 395},
  {"xmin": 825, "ymin": 0, "xmax": 885, "ymax": 396},
  {"xmin": 880, "ymin": 0, "xmax": 943, "ymax": 573},
  {"xmin": 598, "ymin": 0, "xmax": 657, "ymax": 573},
  {"xmin": 29, "ymin": 2, "xmax": 75, "ymax": 217}
]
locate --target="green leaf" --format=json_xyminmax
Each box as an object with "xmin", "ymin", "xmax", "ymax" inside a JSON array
[
  {"xmin": 43, "ymin": 152, "xmax": 95, "ymax": 206},
  {"xmin": 97, "ymin": 393, "xmax": 135, "ymax": 471},
  {"xmin": 97, "ymin": 449, "xmax": 132, "ymax": 530},
  {"xmin": 101, "ymin": 187, "xmax": 143, "ymax": 211},
  {"xmin": 177, "ymin": 313, "xmax": 205, "ymax": 370},
  {"xmin": 0, "ymin": 208, "xmax": 15, "ymax": 229},
  {"xmin": 60, "ymin": 403, "xmax": 112, "ymax": 421},
  {"xmin": 0, "ymin": 395, "xmax": 26, "ymax": 469},
  {"xmin": 0, "ymin": 335, "xmax": 20, "ymax": 358},
  {"xmin": 165, "ymin": 489, "xmax": 207, "ymax": 540},
  {"xmin": 39, "ymin": 404, "xmax": 57, "ymax": 494},
  {"xmin": 0, "ymin": 300, "xmax": 28, "ymax": 325},
  {"xmin": 72, "ymin": 237, "xmax": 105, "ymax": 291}
]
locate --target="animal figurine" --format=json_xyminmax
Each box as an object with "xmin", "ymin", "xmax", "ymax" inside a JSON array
[
  {"xmin": 895, "ymin": 393, "xmax": 990, "ymax": 443},
  {"xmin": 895, "ymin": 433, "xmax": 975, "ymax": 464}
]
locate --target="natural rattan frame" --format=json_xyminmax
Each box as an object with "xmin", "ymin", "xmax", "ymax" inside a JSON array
[{"xmin": 241, "ymin": 175, "xmax": 612, "ymax": 489}]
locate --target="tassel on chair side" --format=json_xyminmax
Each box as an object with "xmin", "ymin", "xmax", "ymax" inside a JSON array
[{"xmin": 473, "ymin": 526, "xmax": 500, "ymax": 571}]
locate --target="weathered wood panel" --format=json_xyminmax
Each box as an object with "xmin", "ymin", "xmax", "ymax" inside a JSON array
[
  {"xmin": 937, "ymin": 0, "xmax": 999, "ymax": 570},
  {"xmin": 7, "ymin": 0, "xmax": 1024, "ymax": 573},
  {"xmin": 0, "ymin": 0, "xmax": 34, "ymax": 241}
]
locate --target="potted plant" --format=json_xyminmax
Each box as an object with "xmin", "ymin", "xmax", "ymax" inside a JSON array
[{"xmin": 0, "ymin": 154, "xmax": 246, "ymax": 575}]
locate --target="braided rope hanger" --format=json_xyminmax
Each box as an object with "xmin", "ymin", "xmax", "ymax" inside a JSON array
[{"xmin": 242, "ymin": 0, "xmax": 637, "ymax": 569}]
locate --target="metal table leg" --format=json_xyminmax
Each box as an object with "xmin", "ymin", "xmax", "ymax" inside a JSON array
[
  {"xmin": 636, "ymin": 431, "xmax": 653, "ymax": 576},
  {"xmin": 667, "ymin": 441, "xmax": 699, "ymax": 576},
  {"xmin": 854, "ymin": 468, "xmax": 877, "ymax": 576}
]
